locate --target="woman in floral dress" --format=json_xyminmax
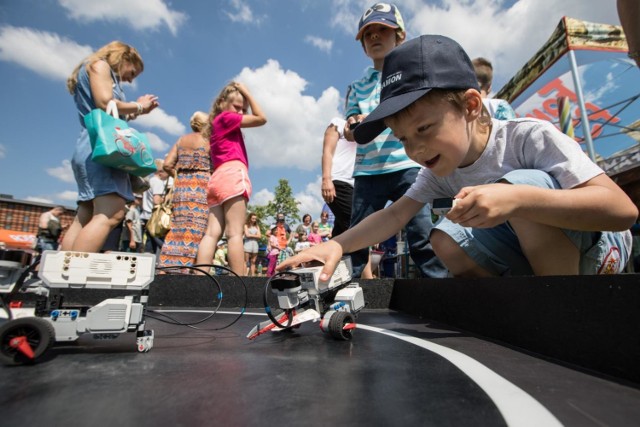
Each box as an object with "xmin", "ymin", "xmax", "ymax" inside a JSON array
[{"xmin": 158, "ymin": 112, "xmax": 211, "ymax": 271}]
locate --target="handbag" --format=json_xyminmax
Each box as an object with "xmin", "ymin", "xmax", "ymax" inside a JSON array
[
  {"xmin": 84, "ymin": 100, "xmax": 157, "ymax": 177},
  {"xmin": 146, "ymin": 178, "xmax": 174, "ymax": 238}
]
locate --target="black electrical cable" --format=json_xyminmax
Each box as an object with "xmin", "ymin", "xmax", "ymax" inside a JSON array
[
  {"xmin": 262, "ymin": 271, "xmax": 303, "ymax": 330},
  {"xmin": 148, "ymin": 264, "xmax": 248, "ymax": 331},
  {"xmin": 2, "ymin": 258, "xmax": 248, "ymax": 331}
]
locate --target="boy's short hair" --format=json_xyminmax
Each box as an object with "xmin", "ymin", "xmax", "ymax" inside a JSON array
[
  {"xmin": 472, "ymin": 57, "xmax": 493, "ymax": 92},
  {"xmin": 353, "ymin": 35, "xmax": 480, "ymax": 144},
  {"xmin": 356, "ymin": 3, "xmax": 405, "ymax": 41}
]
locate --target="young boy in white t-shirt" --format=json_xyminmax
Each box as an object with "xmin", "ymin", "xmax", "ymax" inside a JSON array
[{"xmin": 279, "ymin": 35, "xmax": 637, "ymax": 279}]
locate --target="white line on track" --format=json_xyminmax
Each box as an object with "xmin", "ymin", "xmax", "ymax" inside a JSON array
[{"xmin": 154, "ymin": 309, "xmax": 563, "ymax": 427}]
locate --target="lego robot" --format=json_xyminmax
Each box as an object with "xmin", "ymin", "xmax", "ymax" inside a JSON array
[
  {"xmin": 247, "ymin": 257, "xmax": 365, "ymax": 340},
  {"xmin": 0, "ymin": 249, "xmax": 155, "ymax": 365}
]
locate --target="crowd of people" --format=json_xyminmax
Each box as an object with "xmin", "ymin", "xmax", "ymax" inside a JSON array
[{"xmin": 62, "ymin": 3, "xmax": 638, "ymax": 280}]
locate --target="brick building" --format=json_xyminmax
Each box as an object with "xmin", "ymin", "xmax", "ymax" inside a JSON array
[{"xmin": 0, "ymin": 195, "xmax": 75, "ymax": 248}]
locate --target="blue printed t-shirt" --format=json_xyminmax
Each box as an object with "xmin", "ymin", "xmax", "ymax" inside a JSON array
[{"xmin": 345, "ymin": 67, "xmax": 420, "ymax": 176}]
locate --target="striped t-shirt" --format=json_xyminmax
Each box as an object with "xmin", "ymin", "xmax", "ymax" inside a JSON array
[{"xmin": 345, "ymin": 67, "xmax": 420, "ymax": 176}]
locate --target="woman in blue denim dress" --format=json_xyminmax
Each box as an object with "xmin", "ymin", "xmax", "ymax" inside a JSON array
[{"xmin": 62, "ymin": 41, "xmax": 159, "ymax": 252}]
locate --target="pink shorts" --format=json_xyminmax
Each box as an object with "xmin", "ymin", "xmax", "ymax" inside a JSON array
[{"xmin": 207, "ymin": 160, "xmax": 252, "ymax": 207}]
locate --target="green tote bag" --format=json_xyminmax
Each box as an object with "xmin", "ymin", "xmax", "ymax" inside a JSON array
[{"xmin": 84, "ymin": 100, "xmax": 156, "ymax": 177}]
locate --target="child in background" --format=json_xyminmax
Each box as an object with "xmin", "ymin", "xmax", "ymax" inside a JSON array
[
  {"xmin": 295, "ymin": 231, "xmax": 311, "ymax": 253},
  {"xmin": 120, "ymin": 194, "xmax": 143, "ymax": 253},
  {"xmin": 279, "ymin": 35, "xmax": 637, "ymax": 280},
  {"xmin": 471, "ymin": 57, "xmax": 516, "ymax": 120},
  {"xmin": 317, "ymin": 211, "xmax": 333, "ymax": 242},
  {"xmin": 266, "ymin": 227, "xmax": 280, "ymax": 276},
  {"xmin": 307, "ymin": 222, "xmax": 323, "ymax": 246},
  {"xmin": 342, "ymin": 3, "xmax": 446, "ymax": 279},
  {"xmin": 213, "ymin": 240, "xmax": 228, "ymax": 275},
  {"xmin": 243, "ymin": 212, "xmax": 262, "ymax": 276},
  {"xmin": 196, "ymin": 82, "xmax": 267, "ymax": 275}
]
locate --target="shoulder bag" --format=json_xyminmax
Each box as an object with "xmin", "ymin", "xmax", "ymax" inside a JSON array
[
  {"xmin": 146, "ymin": 176, "xmax": 174, "ymax": 238},
  {"xmin": 84, "ymin": 100, "xmax": 157, "ymax": 177}
]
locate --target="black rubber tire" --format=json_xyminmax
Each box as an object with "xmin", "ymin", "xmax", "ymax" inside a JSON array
[
  {"xmin": 0, "ymin": 317, "xmax": 55, "ymax": 365},
  {"xmin": 328, "ymin": 311, "xmax": 354, "ymax": 341}
]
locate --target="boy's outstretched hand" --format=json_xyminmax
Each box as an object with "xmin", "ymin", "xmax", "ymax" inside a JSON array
[{"xmin": 276, "ymin": 240, "xmax": 344, "ymax": 282}]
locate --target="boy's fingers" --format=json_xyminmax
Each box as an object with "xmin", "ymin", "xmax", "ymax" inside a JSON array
[
  {"xmin": 276, "ymin": 255, "xmax": 303, "ymax": 271},
  {"xmin": 319, "ymin": 258, "xmax": 338, "ymax": 281}
]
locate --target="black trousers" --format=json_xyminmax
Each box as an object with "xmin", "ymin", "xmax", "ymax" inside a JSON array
[{"xmin": 327, "ymin": 180, "xmax": 353, "ymax": 238}]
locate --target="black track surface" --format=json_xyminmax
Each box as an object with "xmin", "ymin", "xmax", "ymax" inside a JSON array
[{"xmin": 2, "ymin": 309, "xmax": 639, "ymax": 426}]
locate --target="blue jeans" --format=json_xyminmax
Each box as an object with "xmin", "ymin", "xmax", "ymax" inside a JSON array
[
  {"xmin": 36, "ymin": 238, "xmax": 58, "ymax": 253},
  {"xmin": 435, "ymin": 169, "xmax": 632, "ymax": 275},
  {"xmin": 350, "ymin": 168, "xmax": 448, "ymax": 278}
]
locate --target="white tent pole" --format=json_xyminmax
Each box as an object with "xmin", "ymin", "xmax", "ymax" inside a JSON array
[{"xmin": 568, "ymin": 49, "xmax": 596, "ymax": 161}]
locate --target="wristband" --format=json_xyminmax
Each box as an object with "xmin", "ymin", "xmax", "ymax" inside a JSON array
[{"xmin": 134, "ymin": 102, "xmax": 143, "ymax": 114}]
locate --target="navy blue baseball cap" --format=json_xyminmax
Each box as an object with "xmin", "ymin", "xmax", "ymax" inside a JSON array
[
  {"xmin": 353, "ymin": 35, "xmax": 480, "ymax": 144},
  {"xmin": 356, "ymin": 3, "xmax": 405, "ymax": 41}
]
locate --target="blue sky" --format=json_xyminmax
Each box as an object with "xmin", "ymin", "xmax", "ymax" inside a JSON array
[{"xmin": 0, "ymin": 0, "xmax": 632, "ymax": 220}]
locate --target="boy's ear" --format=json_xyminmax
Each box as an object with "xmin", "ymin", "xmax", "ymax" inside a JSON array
[
  {"xmin": 464, "ymin": 89, "xmax": 483, "ymax": 121},
  {"xmin": 396, "ymin": 31, "xmax": 406, "ymax": 46}
]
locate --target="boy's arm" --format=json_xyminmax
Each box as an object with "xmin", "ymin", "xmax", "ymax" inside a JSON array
[
  {"xmin": 449, "ymin": 174, "xmax": 638, "ymax": 231},
  {"xmin": 277, "ymin": 196, "xmax": 425, "ymax": 280},
  {"xmin": 343, "ymin": 84, "xmax": 363, "ymax": 142}
]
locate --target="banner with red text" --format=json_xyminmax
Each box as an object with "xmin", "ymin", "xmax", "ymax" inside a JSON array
[{"xmin": 495, "ymin": 17, "xmax": 639, "ymax": 163}]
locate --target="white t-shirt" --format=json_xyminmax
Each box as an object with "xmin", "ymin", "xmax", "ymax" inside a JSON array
[
  {"xmin": 141, "ymin": 175, "xmax": 173, "ymax": 220},
  {"xmin": 295, "ymin": 240, "xmax": 311, "ymax": 253},
  {"xmin": 329, "ymin": 117, "xmax": 356, "ymax": 185},
  {"xmin": 405, "ymin": 118, "xmax": 603, "ymax": 204}
]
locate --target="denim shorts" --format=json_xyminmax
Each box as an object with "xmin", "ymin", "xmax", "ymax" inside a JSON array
[
  {"xmin": 434, "ymin": 170, "xmax": 632, "ymax": 276},
  {"xmin": 72, "ymin": 129, "xmax": 133, "ymax": 202}
]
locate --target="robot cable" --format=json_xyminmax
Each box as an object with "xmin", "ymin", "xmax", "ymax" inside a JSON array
[{"xmin": 147, "ymin": 264, "xmax": 247, "ymax": 331}]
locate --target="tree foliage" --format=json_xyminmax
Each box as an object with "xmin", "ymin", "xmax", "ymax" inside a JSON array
[{"xmin": 247, "ymin": 178, "xmax": 300, "ymax": 239}]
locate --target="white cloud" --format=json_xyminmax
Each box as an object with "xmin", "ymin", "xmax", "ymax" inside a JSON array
[
  {"xmin": 305, "ymin": 36, "xmax": 333, "ymax": 54},
  {"xmin": 26, "ymin": 196, "xmax": 55, "ymax": 204},
  {"xmin": 0, "ymin": 143, "xmax": 6, "ymax": 159},
  {"xmin": 0, "ymin": 25, "xmax": 91, "ymax": 81},
  {"xmin": 134, "ymin": 108, "xmax": 186, "ymax": 136},
  {"xmin": 46, "ymin": 159, "xmax": 75, "ymax": 183},
  {"xmin": 58, "ymin": 0, "xmax": 187, "ymax": 36},
  {"xmin": 57, "ymin": 190, "xmax": 79, "ymax": 202},
  {"xmin": 26, "ymin": 191, "xmax": 77, "ymax": 206},
  {"xmin": 294, "ymin": 176, "xmax": 325, "ymax": 219},
  {"xmin": 402, "ymin": 0, "xmax": 621, "ymax": 89},
  {"xmin": 329, "ymin": 0, "xmax": 364, "ymax": 35},
  {"xmin": 233, "ymin": 59, "xmax": 342, "ymax": 170},
  {"xmin": 584, "ymin": 71, "xmax": 618, "ymax": 105},
  {"xmin": 145, "ymin": 132, "xmax": 171, "ymax": 156},
  {"xmin": 250, "ymin": 188, "xmax": 274, "ymax": 207},
  {"xmin": 225, "ymin": 0, "xmax": 264, "ymax": 25},
  {"xmin": 329, "ymin": 0, "xmax": 621, "ymax": 90}
]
